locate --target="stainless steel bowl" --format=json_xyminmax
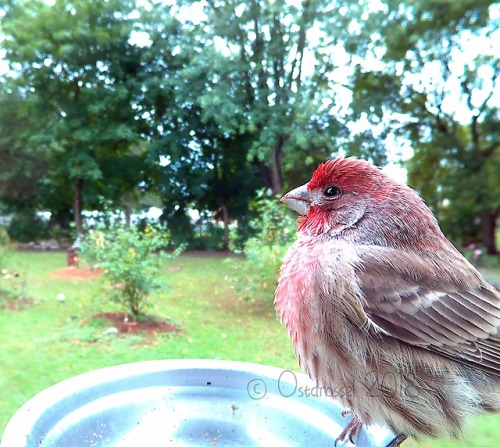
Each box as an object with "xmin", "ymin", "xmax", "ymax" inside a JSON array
[{"xmin": 1, "ymin": 359, "xmax": 395, "ymax": 446}]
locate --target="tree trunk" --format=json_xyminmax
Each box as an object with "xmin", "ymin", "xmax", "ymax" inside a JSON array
[
  {"xmin": 124, "ymin": 204, "xmax": 131, "ymax": 228},
  {"xmin": 480, "ymin": 211, "xmax": 498, "ymax": 255},
  {"xmin": 269, "ymin": 138, "xmax": 285, "ymax": 195},
  {"xmin": 74, "ymin": 177, "xmax": 83, "ymax": 235},
  {"xmin": 254, "ymin": 136, "xmax": 287, "ymax": 196},
  {"xmin": 220, "ymin": 202, "xmax": 230, "ymax": 250}
]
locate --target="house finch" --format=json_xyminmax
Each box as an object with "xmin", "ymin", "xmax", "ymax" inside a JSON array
[{"xmin": 275, "ymin": 158, "xmax": 500, "ymax": 446}]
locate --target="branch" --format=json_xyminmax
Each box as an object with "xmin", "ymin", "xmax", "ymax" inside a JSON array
[
  {"xmin": 460, "ymin": 76, "xmax": 475, "ymax": 112},
  {"xmin": 480, "ymin": 141, "xmax": 500, "ymax": 159},
  {"xmin": 271, "ymin": 14, "xmax": 285, "ymax": 105},
  {"xmin": 460, "ymin": 61, "xmax": 499, "ymax": 153},
  {"xmin": 288, "ymin": 0, "xmax": 311, "ymax": 90},
  {"xmin": 73, "ymin": 77, "xmax": 81, "ymax": 102},
  {"xmin": 458, "ymin": 74, "xmax": 482, "ymax": 151},
  {"xmin": 238, "ymin": 28, "xmax": 254, "ymax": 106},
  {"xmin": 434, "ymin": 49, "xmax": 454, "ymax": 125}
]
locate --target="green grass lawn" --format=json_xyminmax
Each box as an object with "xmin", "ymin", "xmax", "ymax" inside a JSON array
[
  {"xmin": 1, "ymin": 250, "xmax": 499, "ymax": 446},
  {"xmin": 0, "ymin": 251, "xmax": 297, "ymax": 436}
]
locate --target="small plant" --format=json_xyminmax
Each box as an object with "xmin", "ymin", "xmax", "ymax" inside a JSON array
[
  {"xmin": 80, "ymin": 224, "xmax": 184, "ymax": 318},
  {"xmin": 0, "ymin": 268, "xmax": 28, "ymax": 304},
  {"xmin": 0, "ymin": 232, "xmax": 29, "ymax": 306},
  {"xmin": 227, "ymin": 190, "xmax": 297, "ymax": 302}
]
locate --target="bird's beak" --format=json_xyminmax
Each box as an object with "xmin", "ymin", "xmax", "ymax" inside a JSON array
[{"xmin": 281, "ymin": 184, "xmax": 311, "ymax": 215}]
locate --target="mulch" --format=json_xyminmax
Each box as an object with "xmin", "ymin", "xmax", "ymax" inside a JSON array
[
  {"xmin": 92, "ymin": 312, "xmax": 179, "ymax": 335},
  {"xmin": 49, "ymin": 267, "xmax": 103, "ymax": 280},
  {"xmin": 46, "ymin": 267, "xmax": 178, "ymax": 336}
]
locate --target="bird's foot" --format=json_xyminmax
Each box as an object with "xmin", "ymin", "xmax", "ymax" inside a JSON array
[
  {"xmin": 384, "ymin": 433, "xmax": 407, "ymax": 447},
  {"xmin": 335, "ymin": 412, "xmax": 363, "ymax": 446}
]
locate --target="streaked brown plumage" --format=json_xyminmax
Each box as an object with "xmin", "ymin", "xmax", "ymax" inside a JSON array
[{"xmin": 275, "ymin": 158, "xmax": 500, "ymax": 443}]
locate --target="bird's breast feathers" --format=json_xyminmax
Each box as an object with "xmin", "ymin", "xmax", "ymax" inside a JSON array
[{"xmin": 275, "ymin": 238, "xmax": 366, "ymax": 340}]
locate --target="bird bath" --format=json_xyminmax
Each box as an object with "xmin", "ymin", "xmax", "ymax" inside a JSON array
[{"xmin": 1, "ymin": 359, "xmax": 395, "ymax": 446}]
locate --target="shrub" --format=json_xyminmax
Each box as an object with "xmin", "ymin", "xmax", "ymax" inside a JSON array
[
  {"xmin": 80, "ymin": 224, "xmax": 184, "ymax": 318},
  {"xmin": 227, "ymin": 191, "xmax": 297, "ymax": 302},
  {"xmin": 192, "ymin": 220, "xmax": 226, "ymax": 251},
  {"xmin": 6, "ymin": 212, "xmax": 50, "ymax": 243},
  {"xmin": 161, "ymin": 209, "xmax": 229, "ymax": 251}
]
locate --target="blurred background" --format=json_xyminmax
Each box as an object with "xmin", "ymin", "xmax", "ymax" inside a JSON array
[{"xmin": 0, "ymin": 1, "xmax": 498, "ymax": 446}]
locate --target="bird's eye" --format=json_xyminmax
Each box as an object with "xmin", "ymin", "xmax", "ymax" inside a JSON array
[{"xmin": 324, "ymin": 186, "xmax": 342, "ymax": 197}]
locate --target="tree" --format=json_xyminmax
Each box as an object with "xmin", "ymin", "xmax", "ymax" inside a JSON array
[
  {"xmin": 177, "ymin": 0, "xmax": 387, "ymax": 195},
  {"xmin": 1, "ymin": 0, "xmax": 148, "ymax": 234},
  {"xmin": 130, "ymin": 5, "xmax": 262, "ymax": 249},
  {"xmin": 348, "ymin": 0, "xmax": 500, "ymax": 253},
  {"xmin": 138, "ymin": 0, "xmax": 372, "ymax": 245},
  {"xmin": 0, "ymin": 88, "xmax": 48, "ymax": 212}
]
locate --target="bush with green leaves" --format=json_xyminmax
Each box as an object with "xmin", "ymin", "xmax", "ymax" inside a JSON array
[
  {"xmin": 6, "ymin": 212, "xmax": 50, "ymax": 243},
  {"xmin": 228, "ymin": 191, "xmax": 297, "ymax": 302},
  {"xmin": 80, "ymin": 225, "xmax": 184, "ymax": 318}
]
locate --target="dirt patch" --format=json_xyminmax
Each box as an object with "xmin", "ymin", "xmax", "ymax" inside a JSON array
[
  {"xmin": 50, "ymin": 267, "xmax": 103, "ymax": 280},
  {"xmin": 92, "ymin": 312, "xmax": 179, "ymax": 335}
]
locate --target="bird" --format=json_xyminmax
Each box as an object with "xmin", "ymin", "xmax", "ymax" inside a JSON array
[{"xmin": 275, "ymin": 157, "xmax": 500, "ymax": 446}]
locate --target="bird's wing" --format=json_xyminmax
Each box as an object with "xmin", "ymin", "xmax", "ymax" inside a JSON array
[{"xmin": 354, "ymin": 245, "xmax": 500, "ymax": 375}]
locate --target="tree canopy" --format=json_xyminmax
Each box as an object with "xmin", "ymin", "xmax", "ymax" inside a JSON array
[
  {"xmin": 0, "ymin": 0, "xmax": 498, "ymax": 252},
  {"xmin": 347, "ymin": 0, "xmax": 499, "ymax": 253},
  {"xmin": 1, "ymin": 0, "xmax": 147, "ymax": 233}
]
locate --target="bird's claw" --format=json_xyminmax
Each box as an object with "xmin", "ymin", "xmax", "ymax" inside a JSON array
[{"xmin": 335, "ymin": 414, "xmax": 363, "ymax": 446}]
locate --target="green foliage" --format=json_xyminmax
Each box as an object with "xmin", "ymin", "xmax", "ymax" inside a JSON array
[
  {"xmin": 160, "ymin": 210, "xmax": 196, "ymax": 249},
  {"xmin": 186, "ymin": 0, "xmax": 368, "ymax": 194},
  {"xmin": 227, "ymin": 191, "xmax": 296, "ymax": 302},
  {"xmin": 1, "ymin": 0, "xmax": 498, "ymax": 254},
  {"xmin": 6, "ymin": 212, "xmax": 50, "ymax": 243},
  {"xmin": 160, "ymin": 210, "xmax": 235, "ymax": 251},
  {"xmin": 0, "ymin": 89, "xmax": 48, "ymax": 210},
  {"xmin": 1, "ymin": 0, "xmax": 151, "ymax": 232},
  {"xmin": 80, "ymin": 225, "xmax": 184, "ymax": 317},
  {"xmin": 192, "ymin": 221, "xmax": 226, "ymax": 252},
  {"xmin": 345, "ymin": 0, "xmax": 500, "ymax": 253}
]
